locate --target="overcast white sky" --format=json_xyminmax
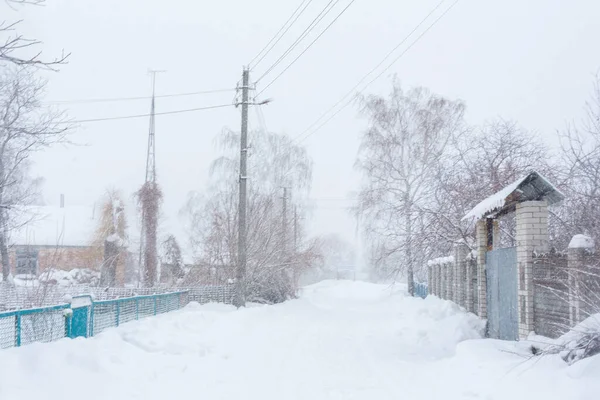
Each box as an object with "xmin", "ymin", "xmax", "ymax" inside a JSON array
[{"xmin": 6, "ymin": 0, "xmax": 600, "ymax": 256}]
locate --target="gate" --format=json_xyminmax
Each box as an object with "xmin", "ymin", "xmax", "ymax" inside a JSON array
[
  {"xmin": 486, "ymin": 247, "xmax": 518, "ymax": 340},
  {"xmin": 68, "ymin": 295, "xmax": 93, "ymax": 339}
]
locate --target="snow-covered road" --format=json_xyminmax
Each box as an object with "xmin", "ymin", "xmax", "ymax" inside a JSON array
[{"xmin": 1, "ymin": 280, "xmax": 599, "ymax": 400}]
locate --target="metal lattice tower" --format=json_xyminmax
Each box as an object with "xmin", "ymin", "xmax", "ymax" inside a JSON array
[
  {"xmin": 145, "ymin": 71, "xmax": 162, "ymax": 183},
  {"xmin": 138, "ymin": 70, "xmax": 164, "ymax": 287}
]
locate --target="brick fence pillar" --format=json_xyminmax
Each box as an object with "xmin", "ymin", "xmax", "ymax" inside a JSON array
[
  {"xmin": 446, "ymin": 260, "xmax": 453, "ymax": 301},
  {"xmin": 516, "ymin": 200, "xmax": 549, "ymax": 339},
  {"xmin": 465, "ymin": 257, "xmax": 475, "ymax": 313},
  {"xmin": 454, "ymin": 243, "xmax": 469, "ymax": 308},
  {"xmin": 476, "ymin": 220, "xmax": 488, "ymax": 318},
  {"xmin": 427, "ymin": 264, "xmax": 433, "ymax": 297}
]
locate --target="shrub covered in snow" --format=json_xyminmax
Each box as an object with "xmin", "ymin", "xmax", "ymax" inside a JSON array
[{"xmin": 539, "ymin": 314, "xmax": 600, "ymax": 364}]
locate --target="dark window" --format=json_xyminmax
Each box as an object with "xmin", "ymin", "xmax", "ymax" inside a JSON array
[{"xmin": 15, "ymin": 248, "xmax": 38, "ymax": 276}]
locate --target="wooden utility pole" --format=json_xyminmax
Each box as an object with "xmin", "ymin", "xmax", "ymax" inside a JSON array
[{"xmin": 234, "ymin": 67, "xmax": 250, "ymax": 308}]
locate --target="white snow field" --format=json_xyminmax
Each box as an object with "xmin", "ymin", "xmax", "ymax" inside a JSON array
[{"xmin": 1, "ymin": 280, "xmax": 599, "ymax": 400}]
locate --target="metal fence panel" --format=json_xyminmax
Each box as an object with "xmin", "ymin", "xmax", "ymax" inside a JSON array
[
  {"xmin": 119, "ymin": 299, "xmax": 137, "ymax": 324},
  {"xmin": 186, "ymin": 285, "xmax": 234, "ymax": 304},
  {"xmin": 138, "ymin": 297, "xmax": 155, "ymax": 318},
  {"xmin": 20, "ymin": 310, "xmax": 66, "ymax": 346},
  {"xmin": 0, "ymin": 289, "xmax": 222, "ymax": 350},
  {"xmin": 0, "ymin": 314, "xmax": 16, "ymax": 349},
  {"xmin": 486, "ymin": 247, "xmax": 518, "ymax": 340},
  {"xmin": 92, "ymin": 302, "xmax": 117, "ymax": 335}
]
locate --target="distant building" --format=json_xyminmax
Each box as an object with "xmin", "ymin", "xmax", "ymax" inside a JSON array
[
  {"xmin": 4, "ymin": 204, "xmax": 136, "ymax": 285},
  {"xmin": 7, "ymin": 205, "xmax": 98, "ymax": 276}
]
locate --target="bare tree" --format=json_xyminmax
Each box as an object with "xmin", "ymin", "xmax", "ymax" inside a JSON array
[
  {"xmin": 356, "ymin": 82, "xmax": 465, "ymax": 293},
  {"xmin": 93, "ymin": 190, "xmax": 127, "ymax": 287},
  {"xmin": 0, "ymin": 67, "xmax": 68, "ymax": 281},
  {"xmin": 182, "ymin": 128, "xmax": 319, "ymax": 303},
  {"xmin": 1, "ymin": 0, "xmax": 69, "ymax": 68},
  {"xmin": 427, "ymin": 119, "xmax": 551, "ymax": 253},
  {"xmin": 159, "ymin": 234, "xmax": 184, "ymax": 286},
  {"xmin": 556, "ymin": 74, "xmax": 600, "ymax": 247}
]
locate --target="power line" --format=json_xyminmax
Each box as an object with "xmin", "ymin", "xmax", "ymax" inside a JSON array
[
  {"xmin": 255, "ymin": 0, "xmax": 340, "ymax": 83},
  {"xmin": 46, "ymin": 88, "xmax": 236, "ymax": 105},
  {"xmin": 63, "ymin": 103, "xmax": 234, "ymax": 124},
  {"xmin": 257, "ymin": 0, "xmax": 357, "ymax": 97},
  {"xmin": 294, "ymin": 0, "xmax": 459, "ymax": 144},
  {"xmin": 290, "ymin": 0, "xmax": 446, "ymax": 141},
  {"xmin": 249, "ymin": 0, "xmax": 314, "ymax": 69}
]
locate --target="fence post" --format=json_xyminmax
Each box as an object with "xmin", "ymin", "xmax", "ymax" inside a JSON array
[
  {"xmin": 89, "ymin": 303, "xmax": 95, "ymax": 337},
  {"xmin": 445, "ymin": 260, "xmax": 453, "ymax": 300},
  {"xmin": 427, "ymin": 265, "xmax": 433, "ymax": 297},
  {"xmin": 568, "ymin": 235, "xmax": 594, "ymax": 325},
  {"xmin": 454, "ymin": 244, "xmax": 469, "ymax": 308},
  {"xmin": 153, "ymin": 296, "xmax": 157, "ymax": 315},
  {"xmin": 15, "ymin": 312, "xmax": 21, "ymax": 347},
  {"xmin": 135, "ymin": 298, "xmax": 139, "ymax": 320},
  {"xmin": 476, "ymin": 219, "xmax": 488, "ymax": 318},
  {"xmin": 465, "ymin": 257, "xmax": 475, "ymax": 313},
  {"xmin": 516, "ymin": 201, "xmax": 548, "ymax": 339},
  {"xmin": 65, "ymin": 311, "xmax": 72, "ymax": 339},
  {"xmin": 115, "ymin": 301, "xmax": 120, "ymax": 327}
]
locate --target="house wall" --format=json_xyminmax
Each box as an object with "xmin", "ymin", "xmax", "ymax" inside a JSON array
[
  {"xmin": 8, "ymin": 246, "xmax": 100, "ymax": 275},
  {"xmin": 4, "ymin": 245, "xmax": 137, "ymax": 286}
]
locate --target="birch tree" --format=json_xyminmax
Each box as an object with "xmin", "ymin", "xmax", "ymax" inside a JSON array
[
  {"xmin": 557, "ymin": 74, "xmax": 600, "ymax": 246},
  {"xmin": 356, "ymin": 83, "xmax": 465, "ymax": 293},
  {"xmin": 182, "ymin": 129, "xmax": 319, "ymax": 303}
]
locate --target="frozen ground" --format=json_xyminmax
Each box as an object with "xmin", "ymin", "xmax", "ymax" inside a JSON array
[{"xmin": 1, "ymin": 280, "xmax": 599, "ymax": 400}]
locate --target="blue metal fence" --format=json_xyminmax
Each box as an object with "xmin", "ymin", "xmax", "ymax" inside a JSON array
[
  {"xmin": 413, "ymin": 282, "xmax": 428, "ymax": 299},
  {"xmin": 0, "ymin": 291, "xmax": 189, "ymax": 350}
]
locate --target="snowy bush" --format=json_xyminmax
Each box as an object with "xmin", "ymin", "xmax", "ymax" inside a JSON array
[{"xmin": 538, "ymin": 314, "xmax": 600, "ymax": 364}]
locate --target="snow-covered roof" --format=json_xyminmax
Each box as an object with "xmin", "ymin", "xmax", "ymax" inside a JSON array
[
  {"xmin": 462, "ymin": 171, "xmax": 564, "ymax": 222},
  {"xmin": 9, "ymin": 205, "xmax": 98, "ymax": 247}
]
